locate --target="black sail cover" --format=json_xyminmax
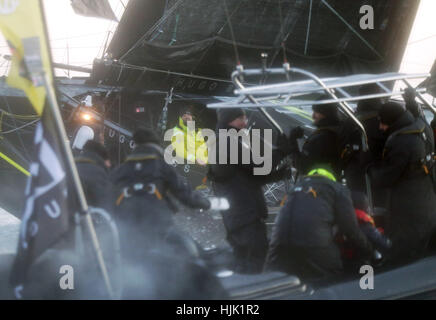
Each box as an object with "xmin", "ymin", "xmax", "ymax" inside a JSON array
[{"xmin": 94, "ymin": 0, "xmax": 420, "ymax": 95}]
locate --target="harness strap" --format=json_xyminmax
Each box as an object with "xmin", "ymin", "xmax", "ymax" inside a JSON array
[
  {"xmin": 423, "ymin": 164, "xmax": 429, "ymax": 175},
  {"xmin": 154, "ymin": 187, "xmax": 163, "ymax": 200},
  {"xmin": 125, "ymin": 154, "xmax": 159, "ymax": 162},
  {"xmin": 280, "ymin": 194, "xmax": 287, "ymax": 207},
  {"xmin": 116, "ymin": 192, "xmax": 124, "ymax": 206},
  {"xmin": 307, "ymin": 187, "xmax": 317, "ymax": 198},
  {"xmin": 115, "ymin": 183, "xmax": 164, "ymax": 206}
]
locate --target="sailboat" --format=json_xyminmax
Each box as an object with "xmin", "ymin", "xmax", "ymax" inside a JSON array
[{"xmin": 1, "ymin": 0, "xmax": 436, "ymax": 299}]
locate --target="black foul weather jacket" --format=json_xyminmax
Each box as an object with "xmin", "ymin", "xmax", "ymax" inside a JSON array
[
  {"xmin": 110, "ymin": 143, "xmax": 210, "ymax": 255},
  {"xmin": 291, "ymin": 117, "xmax": 343, "ymax": 176},
  {"xmin": 75, "ymin": 150, "xmax": 113, "ymax": 211},
  {"xmin": 266, "ymin": 173, "xmax": 373, "ymax": 277},
  {"xmin": 208, "ymin": 124, "xmax": 288, "ymax": 233},
  {"xmin": 370, "ymin": 111, "xmax": 436, "ymax": 262},
  {"xmin": 208, "ymin": 123, "xmax": 289, "ymax": 273}
]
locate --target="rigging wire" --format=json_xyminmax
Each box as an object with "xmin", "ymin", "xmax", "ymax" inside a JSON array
[
  {"xmin": 408, "ymin": 34, "xmax": 436, "ymax": 45},
  {"xmin": 118, "ymin": 93, "xmax": 121, "ymax": 165},
  {"xmin": 151, "ymin": 0, "xmax": 170, "ymax": 43},
  {"xmin": 190, "ymin": 0, "xmax": 244, "ymax": 75},
  {"xmin": 223, "ymin": 0, "xmax": 240, "ymax": 66},
  {"xmin": 98, "ymin": 0, "xmax": 124, "ymax": 59},
  {"xmin": 117, "ymin": 62, "xmax": 236, "ymax": 84},
  {"xmin": 278, "ymin": 0, "xmax": 288, "ymax": 63},
  {"xmin": 2, "ymin": 97, "xmax": 33, "ymax": 160},
  {"xmin": 320, "ymin": 0, "xmax": 383, "ymax": 60},
  {"xmin": 119, "ymin": 0, "xmax": 185, "ymax": 62},
  {"xmin": 267, "ymin": 0, "xmax": 290, "ymax": 72},
  {"xmin": 304, "ymin": 0, "xmax": 313, "ymax": 56}
]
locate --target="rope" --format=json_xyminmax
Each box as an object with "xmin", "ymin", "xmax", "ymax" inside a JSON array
[
  {"xmin": 0, "ymin": 151, "xmax": 30, "ymax": 176},
  {"xmin": 0, "ymin": 119, "xmax": 39, "ymax": 134},
  {"xmin": 0, "ymin": 109, "xmax": 39, "ymax": 120}
]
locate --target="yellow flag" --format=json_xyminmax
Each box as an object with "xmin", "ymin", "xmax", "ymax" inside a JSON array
[{"xmin": 0, "ymin": 0, "xmax": 53, "ymax": 115}]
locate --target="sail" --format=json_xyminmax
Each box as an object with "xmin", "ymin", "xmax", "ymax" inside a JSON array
[
  {"xmin": 71, "ymin": 0, "xmax": 118, "ymax": 21},
  {"xmin": 95, "ymin": 0, "xmax": 420, "ymax": 95}
]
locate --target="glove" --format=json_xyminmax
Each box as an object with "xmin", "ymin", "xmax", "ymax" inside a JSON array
[
  {"xmin": 373, "ymin": 250, "xmax": 382, "ymax": 261},
  {"xmin": 372, "ymin": 250, "xmax": 385, "ymax": 268},
  {"xmin": 289, "ymin": 126, "xmax": 304, "ymax": 140},
  {"xmin": 208, "ymin": 197, "xmax": 230, "ymax": 211}
]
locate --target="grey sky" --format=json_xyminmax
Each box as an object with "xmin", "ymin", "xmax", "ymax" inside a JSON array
[{"xmin": 0, "ymin": 0, "xmax": 127, "ymax": 77}]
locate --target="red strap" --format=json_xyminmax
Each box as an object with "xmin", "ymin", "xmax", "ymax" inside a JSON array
[{"xmin": 355, "ymin": 209, "xmax": 375, "ymax": 226}]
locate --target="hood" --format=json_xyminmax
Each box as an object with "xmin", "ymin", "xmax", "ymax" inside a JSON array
[{"xmin": 387, "ymin": 111, "xmax": 420, "ymax": 136}]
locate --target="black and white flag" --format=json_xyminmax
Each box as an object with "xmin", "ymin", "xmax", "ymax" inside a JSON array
[
  {"xmin": 71, "ymin": 0, "xmax": 118, "ymax": 21},
  {"xmin": 1, "ymin": 0, "xmax": 84, "ymax": 299},
  {"xmin": 9, "ymin": 111, "xmax": 73, "ymax": 298}
]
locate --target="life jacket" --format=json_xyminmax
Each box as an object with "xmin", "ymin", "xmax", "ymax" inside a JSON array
[
  {"xmin": 337, "ymin": 208, "xmax": 384, "ymax": 260},
  {"xmin": 355, "ymin": 208, "xmax": 374, "ymax": 225},
  {"xmin": 307, "ymin": 167, "xmax": 337, "ymax": 182},
  {"xmin": 288, "ymin": 168, "xmax": 336, "ymax": 200},
  {"xmin": 171, "ymin": 117, "xmax": 208, "ymax": 164},
  {"xmin": 355, "ymin": 208, "xmax": 384, "ymax": 233}
]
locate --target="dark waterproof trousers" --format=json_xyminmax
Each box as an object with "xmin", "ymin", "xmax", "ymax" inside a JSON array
[
  {"xmin": 265, "ymin": 243, "xmax": 343, "ymax": 280},
  {"xmin": 226, "ymin": 220, "xmax": 269, "ymax": 274}
]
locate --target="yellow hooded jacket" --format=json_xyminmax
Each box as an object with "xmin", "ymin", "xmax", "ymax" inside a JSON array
[{"xmin": 171, "ymin": 117, "xmax": 208, "ymax": 165}]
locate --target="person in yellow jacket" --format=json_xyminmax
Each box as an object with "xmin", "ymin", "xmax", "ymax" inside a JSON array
[{"xmin": 171, "ymin": 108, "xmax": 208, "ymax": 165}]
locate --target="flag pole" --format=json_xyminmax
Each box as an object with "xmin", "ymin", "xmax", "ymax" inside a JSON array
[
  {"xmin": 41, "ymin": 73, "xmax": 115, "ymax": 299},
  {"xmin": 37, "ymin": 0, "xmax": 115, "ymax": 299}
]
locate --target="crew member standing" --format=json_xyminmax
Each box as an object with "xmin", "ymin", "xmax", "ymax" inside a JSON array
[
  {"xmin": 208, "ymin": 108, "xmax": 290, "ymax": 274},
  {"xmin": 341, "ymin": 85, "xmax": 386, "ymax": 193},
  {"xmin": 370, "ymin": 102, "xmax": 436, "ymax": 264},
  {"xmin": 171, "ymin": 107, "xmax": 208, "ymax": 165},
  {"xmin": 289, "ymin": 101, "xmax": 343, "ymax": 178},
  {"xmin": 110, "ymin": 128, "xmax": 211, "ymax": 260},
  {"xmin": 75, "ymin": 140, "xmax": 113, "ymax": 211}
]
